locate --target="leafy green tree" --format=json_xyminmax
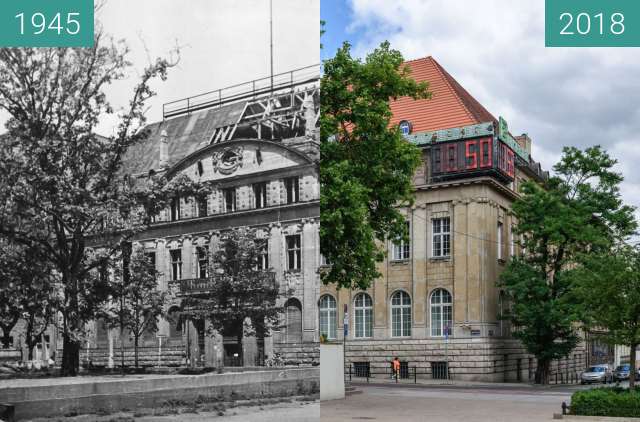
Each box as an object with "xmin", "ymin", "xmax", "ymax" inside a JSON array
[
  {"xmin": 575, "ymin": 245, "xmax": 640, "ymax": 388},
  {"xmin": 0, "ymin": 241, "xmax": 58, "ymax": 358},
  {"xmin": 0, "ymin": 31, "xmax": 201, "ymax": 375},
  {"xmin": 499, "ymin": 146, "xmax": 636, "ymax": 384},
  {"xmin": 320, "ymin": 41, "xmax": 430, "ymax": 290},
  {"xmin": 182, "ymin": 227, "xmax": 284, "ymax": 366},
  {"xmin": 103, "ymin": 246, "xmax": 166, "ymax": 369}
]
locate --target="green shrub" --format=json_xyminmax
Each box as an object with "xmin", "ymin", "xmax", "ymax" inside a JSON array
[{"xmin": 571, "ymin": 387, "xmax": 640, "ymax": 417}]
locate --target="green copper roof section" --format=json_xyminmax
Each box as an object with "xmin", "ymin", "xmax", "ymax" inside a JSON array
[
  {"xmin": 404, "ymin": 118, "xmax": 530, "ymax": 162},
  {"xmin": 404, "ymin": 122, "xmax": 495, "ymax": 146},
  {"xmin": 497, "ymin": 117, "xmax": 530, "ymax": 162}
]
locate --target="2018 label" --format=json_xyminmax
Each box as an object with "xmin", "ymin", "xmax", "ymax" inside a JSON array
[{"xmin": 559, "ymin": 12, "xmax": 625, "ymax": 36}]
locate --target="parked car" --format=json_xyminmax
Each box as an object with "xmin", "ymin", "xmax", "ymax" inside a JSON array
[
  {"xmin": 613, "ymin": 364, "xmax": 630, "ymax": 381},
  {"xmin": 581, "ymin": 364, "xmax": 613, "ymax": 384}
]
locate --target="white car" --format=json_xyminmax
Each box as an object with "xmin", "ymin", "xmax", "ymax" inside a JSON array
[{"xmin": 581, "ymin": 364, "xmax": 613, "ymax": 384}]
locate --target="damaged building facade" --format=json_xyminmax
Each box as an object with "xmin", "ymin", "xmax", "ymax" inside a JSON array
[{"xmin": 83, "ymin": 66, "xmax": 321, "ymax": 367}]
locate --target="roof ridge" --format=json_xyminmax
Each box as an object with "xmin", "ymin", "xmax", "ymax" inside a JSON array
[
  {"xmin": 402, "ymin": 55, "xmax": 433, "ymax": 64},
  {"xmin": 427, "ymin": 57, "xmax": 477, "ymax": 124},
  {"xmin": 428, "ymin": 57, "xmax": 496, "ymax": 123}
]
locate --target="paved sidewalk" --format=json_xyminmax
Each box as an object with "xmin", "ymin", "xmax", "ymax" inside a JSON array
[
  {"xmin": 321, "ymin": 384, "xmax": 572, "ymax": 421},
  {"xmin": 347, "ymin": 376, "xmax": 584, "ymax": 390}
]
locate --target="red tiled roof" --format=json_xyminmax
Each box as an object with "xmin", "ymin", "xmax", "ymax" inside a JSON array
[{"xmin": 390, "ymin": 56, "xmax": 496, "ymax": 133}]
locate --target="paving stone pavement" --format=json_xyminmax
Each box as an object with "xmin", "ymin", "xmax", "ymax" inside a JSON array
[{"xmin": 320, "ymin": 384, "xmax": 575, "ymax": 422}]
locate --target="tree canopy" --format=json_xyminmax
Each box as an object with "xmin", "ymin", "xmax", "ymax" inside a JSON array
[
  {"xmin": 575, "ymin": 245, "xmax": 640, "ymax": 388},
  {"xmin": 499, "ymin": 145, "xmax": 636, "ymax": 384},
  {"xmin": 181, "ymin": 227, "xmax": 285, "ymax": 365},
  {"xmin": 320, "ymin": 41, "xmax": 430, "ymax": 290},
  {"xmin": 0, "ymin": 32, "xmax": 201, "ymax": 375}
]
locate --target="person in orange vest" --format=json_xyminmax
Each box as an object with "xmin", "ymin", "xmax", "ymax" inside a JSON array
[{"xmin": 392, "ymin": 356, "xmax": 401, "ymax": 380}]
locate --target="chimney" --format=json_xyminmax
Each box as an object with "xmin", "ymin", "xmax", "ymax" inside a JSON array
[
  {"xmin": 515, "ymin": 133, "xmax": 532, "ymax": 156},
  {"xmin": 159, "ymin": 129, "xmax": 169, "ymax": 168},
  {"xmin": 303, "ymin": 96, "xmax": 316, "ymax": 139}
]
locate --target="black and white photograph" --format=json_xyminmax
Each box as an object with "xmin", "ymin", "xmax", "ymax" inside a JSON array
[{"xmin": 0, "ymin": 1, "xmax": 319, "ymax": 420}]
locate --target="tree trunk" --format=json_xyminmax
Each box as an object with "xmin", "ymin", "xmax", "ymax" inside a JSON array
[
  {"xmin": 27, "ymin": 343, "xmax": 34, "ymax": 361},
  {"xmin": 61, "ymin": 334, "xmax": 80, "ymax": 376},
  {"xmin": 237, "ymin": 334, "xmax": 243, "ymax": 367},
  {"xmin": 120, "ymin": 326, "xmax": 125, "ymax": 372},
  {"xmin": 134, "ymin": 334, "xmax": 139, "ymax": 368},
  {"xmin": 535, "ymin": 358, "xmax": 551, "ymax": 385},
  {"xmin": 26, "ymin": 315, "xmax": 34, "ymax": 361},
  {"xmin": 630, "ymin": 343, "xmax": 637, "ymax": 389},
  {"xmin": 0, "ymin": 326, "xmax": 14, "ymax": 349},
  {"xmin": 61, "ymin": 279, "xmax": 81, "ymax": 376}
]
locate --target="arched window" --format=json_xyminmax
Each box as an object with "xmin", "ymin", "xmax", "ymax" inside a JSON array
[
  {"xmin": 391, "ymin": 291, "xmax": 411, "ymax": 337},
  {"xmin": 284, "ymin": 298, "xmax": 303, "ymax": 343},
  {"xmin": 319, "ymin": 295, "xmax": 337, "ymax": 340},
  {"xmin": 168, "ymin": 306, "xmax": 182, "ymax": 339},
  {"xmin": 430, "ymin": 289, "xmax": 453, "ymax": 337},
  {"xmin": 354, "ymin": 293, "xmax": 373, "ymax": 338},
  {"xmin": 96, "ymin": 319, "xmax": 108, "ymax": 347}
]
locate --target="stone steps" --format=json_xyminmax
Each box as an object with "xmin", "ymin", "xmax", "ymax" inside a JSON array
[
  {"xmin": 61, "ymin": 347, "xmax": 187, "ymax": 367},
  {"xmin": 273, "ymin": 342, "xmax": 319, "ymax": 365}
]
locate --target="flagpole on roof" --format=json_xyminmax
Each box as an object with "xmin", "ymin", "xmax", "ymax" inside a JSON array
[{"xmin": 270, "ymin": 0, "xmax": 274, "ymax": 91}]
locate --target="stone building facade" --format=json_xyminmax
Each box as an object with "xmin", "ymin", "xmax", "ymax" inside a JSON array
[
  {"xmin": 82, "ymin": 67, "xmax": 322, "ymax": 368},
  {"xmin": 319, "ymin": 57, "xmax": 586, "ymax": 382}
]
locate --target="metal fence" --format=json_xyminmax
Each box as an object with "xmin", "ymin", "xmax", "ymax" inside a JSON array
[
  {"xmin": 346, "ymin": 363, "xmax": 452, "ymax": 384},
  {"xmin": 347, "ymin": 364, "xmax": 585, "ymax": 385}
]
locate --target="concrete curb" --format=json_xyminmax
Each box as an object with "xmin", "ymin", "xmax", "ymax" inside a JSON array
[
  {"xmin": 553, "ymin": 414, "xmax": 640, "ymax": 421},
  {"xmin": 0, "ymin": 367, "xmax": 319, "ymax": 421}
]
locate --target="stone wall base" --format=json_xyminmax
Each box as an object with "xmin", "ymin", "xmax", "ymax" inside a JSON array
[
  {"xmin": 273, "ymin": 342, "xmax": 319, "ymax": 365},
  {"xmin": 4, "ymin": 368, "xmax": 319, "ymax": 420},
  {"xmin": 344, "ymin": 338, "xmax": 587, "ymax": 383}
]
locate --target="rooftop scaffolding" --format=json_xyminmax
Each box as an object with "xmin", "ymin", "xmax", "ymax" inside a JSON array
[{"xmin": 162, "ymin": 64, "xmax": 320, "ymax": 120}]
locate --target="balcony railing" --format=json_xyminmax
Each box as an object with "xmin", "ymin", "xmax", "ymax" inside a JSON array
[
  {"xmin": 177, "ymin": 278, "xmax": 217, "ymax": 294},
  {"xmin": 173, "ymin": 273, "xmax": 276, "ymax": 295}
]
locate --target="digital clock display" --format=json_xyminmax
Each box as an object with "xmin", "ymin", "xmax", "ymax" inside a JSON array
[{"xmin": 431, "ymin": 137, "xmax": 515, "ymax": 181}]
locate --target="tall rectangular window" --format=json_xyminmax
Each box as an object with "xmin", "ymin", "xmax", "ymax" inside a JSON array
[
  {"xmin": 170, "ymin": 249, "xmax": 182, "ymax": 281},
  {"xmin": 144, "ymin": 252, "xmax": 156, "ymax": 278},
  {"xmin": 197, "ymin": 246, "xmax": 208, "ymax": 279},
  {"xmin": 197, "ymin": 196, "xmax": 208, "ymax": 218},
  {"xmin": 432, "ymin": 217, "xmax": 451, "ymax": 257},
  {"xmin": 284, "ymin": 177, "xmax": 300, "ymax": 204},
  {"xmin": 258, "ymin": 241, "xmax": 269, "ymax": 270},
  {"xmin": 223, "ymin": 188, "xmax": 236, "ymax": 213},
  {"xmin": 286, "ymin": 234, "xmax": 301, "ymax": 270},
  {"xmin": 253, "ymin": 182, "xmax": 267, "ymax": 209},
  {"xmin": 392, "ymin": 221, "xmax": 411, "ymax": 261},
  {"xmin": 497, "ymin": 222, "xmax": 504, "ymax": 260},
  {"xmin": 170, "ymin": 197, "xmax": 181, "ymax": 221},
  {"xmin": 510, "ymin": 225, "xmax": 515, "ymax": 257}
]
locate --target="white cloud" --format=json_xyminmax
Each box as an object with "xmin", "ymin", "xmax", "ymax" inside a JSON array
[{"xmin": 347, "ymin": 0, "xmax": 640, "ymax": 212}]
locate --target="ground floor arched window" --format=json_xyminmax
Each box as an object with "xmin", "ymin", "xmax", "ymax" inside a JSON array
[
  {"xmin": 430, "ymin": 288, "xmax": 453, "ymax": 337},
  {"xmin": 319, "ymin": 295, "xmax": 337, "ymax": 340},
  {"xmin": 391, "ymin": 291, "xmax": 411, "ymax": 337},
  {"xmin": 284, "ymin": 298, "xmax": 303, "ymax": 343},
  {"xmin": 354, "ymin": 293, "xmax": 373, "ymax": 338}
]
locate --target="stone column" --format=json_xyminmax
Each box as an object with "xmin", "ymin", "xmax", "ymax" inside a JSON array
[
  {"xmin": 302, "ymin": 218, "xmax": 318, "ymax": 343},
  {"xmin": 204, "ymin": 320, "xmax": 216, "ymax": 367},
  {"xmin": 108, "ymin": 329, "xmax": 114, "ymax": 368},
  {"xmin": 243, "ymin": 318, "xmax": 258, "ymax": 366}
]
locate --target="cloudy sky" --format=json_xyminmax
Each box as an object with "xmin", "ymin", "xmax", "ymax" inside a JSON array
[
  {"xmin": 322, "ymin": 0, "xmax": 640, "ymax": 218},
  {"xmin": 1, "ymin": 0, "xmax": 319, "ymax": 135}
]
